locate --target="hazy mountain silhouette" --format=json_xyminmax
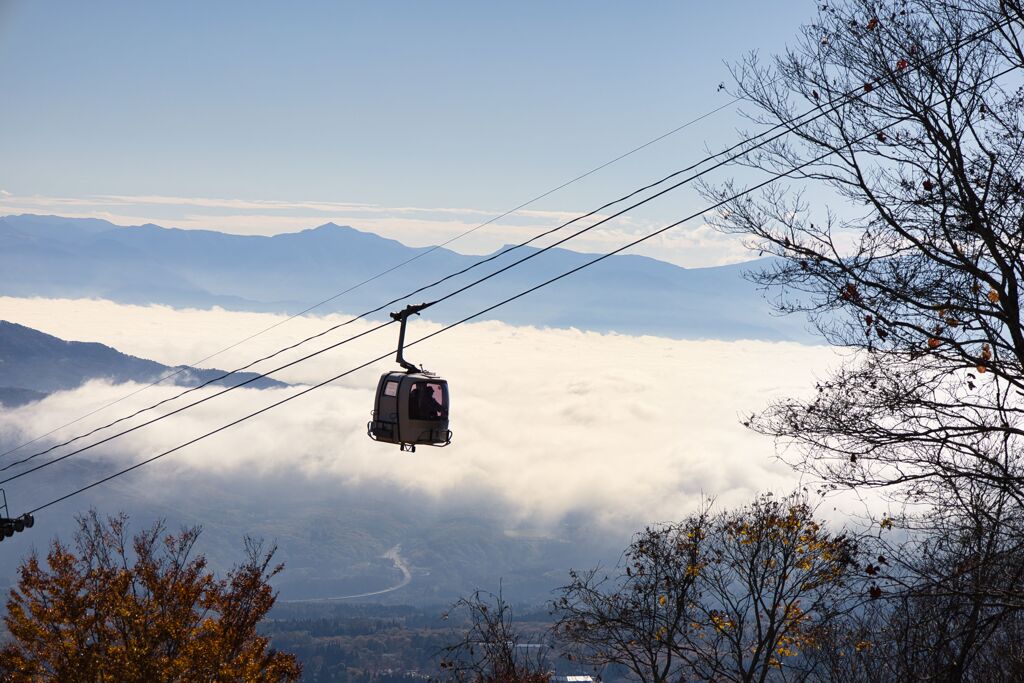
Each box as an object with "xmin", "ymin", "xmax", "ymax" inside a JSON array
[
  {"xmin": 0, "ymin": 214, "xmax": 812, "ymax": 341},
  {"xmin": 0, "ymin": 320, "xmax": 285, "ymax": 406}
]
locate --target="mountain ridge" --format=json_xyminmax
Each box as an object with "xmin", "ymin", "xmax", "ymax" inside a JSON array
[
  {"xmin": 0, "ymin": 320, "xmax": 286, "ymax": 406},
  {"xmin": 0, "ymin": 214, "xmax": 812, "ymax": 341}
]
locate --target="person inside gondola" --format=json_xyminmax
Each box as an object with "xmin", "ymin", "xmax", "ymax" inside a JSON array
[{"xmin": 412, "ymin": 383, "xmax": 444, "ymax": 420}]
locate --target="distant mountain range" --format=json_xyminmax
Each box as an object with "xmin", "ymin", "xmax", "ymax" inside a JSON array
[
  {"xmin": 0, "ymin": 320, "xmax": 285, "ymax": 407},
  {"xmin": 0, "ymin": 214, "xmax": 812, "ymax": 341}
]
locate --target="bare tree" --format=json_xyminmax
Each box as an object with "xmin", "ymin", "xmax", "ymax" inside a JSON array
[
  {"xmin": 438, "ymin": 587, "xmax": 551, "ymax": 683},
  {"xmin": 808, "ymin": 493, "xmax": 1024, "ymax": 682},
  {"xmin": 701, "ymin": 0, "xmax": 1024, "ymax": 610},
  {"xmin": 694, "ymin": 0, "xmax": 1024, "ymax": 677}
]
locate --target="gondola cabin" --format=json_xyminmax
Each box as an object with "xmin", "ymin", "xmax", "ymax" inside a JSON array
[
  {"xmin": 367, "ymin": 302, "xmax": 452, "ymax": 452},
  {"xmin": 368, "ymin": 371, "xmax": 451, "ymax": 451}
]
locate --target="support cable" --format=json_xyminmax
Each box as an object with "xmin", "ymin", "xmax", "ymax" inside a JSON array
[
  {"xmin": 3, "ymin": 17, "xmax": 1011, "ymax": 485},
  {"xmin": 23, "ymin": 93, "xmax": 975, "ymax": 515}
]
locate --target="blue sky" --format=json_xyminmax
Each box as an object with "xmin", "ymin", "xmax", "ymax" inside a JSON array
[{"xmin": 0, "ymin": 1, "xmax": 817, "ymax": 265}]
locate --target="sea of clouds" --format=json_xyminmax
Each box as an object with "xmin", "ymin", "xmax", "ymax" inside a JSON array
[{"xmin": 0, "ymin": 297, "xmax": 843, "ymax": 533}]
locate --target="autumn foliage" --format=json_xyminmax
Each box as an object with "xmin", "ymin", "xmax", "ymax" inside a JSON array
[
  {"xmin": 554, "ymin": 493, "xmax": 857, "ymax": 682},
  {"xmin": 0, "ymin": 511, "xmax": 301, "ymax": 682}
]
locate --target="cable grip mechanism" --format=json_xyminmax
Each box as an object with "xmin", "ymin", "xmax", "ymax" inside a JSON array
[{"xmin": 390, "ymin": 302, "xmax": 434, "ymax": 373}]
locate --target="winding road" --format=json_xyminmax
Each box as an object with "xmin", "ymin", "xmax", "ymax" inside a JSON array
[{"xmin": 283, "ymin": 544, "xmax": 412, "ymax": 603}]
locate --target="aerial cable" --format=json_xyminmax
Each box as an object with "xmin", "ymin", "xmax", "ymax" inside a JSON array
[
  {"xmin": 23, "ymin": 106, "xmax": 939, "ymax": 516},
  {"xmin": 3, "ymin": 15, "xmax": 1010, "ymax": 466},
  {"xmin": 0, "ymin": 94, "xmax": 905, "ymax": 477},
  {"xmin": 22, "ymin": 47, "xmax": 1023, "ymax": 514},
  {"xmin": 0, "ymin": 122, "xmax": 799, "ymax": 469},
  {"xmin": 0, "ymin": 96, "xmax": 744, "ymax": 463},
  {"xmin": 25, "ymin": 48, "xmax": 1024, "ymax": 516},
  {"xmin": 0, "ymin": 117, "xmax": 804, "ymax": 474},
  {"xmin": 0, "ymin": 15, "xmax": 1008, "ymax": 476}
]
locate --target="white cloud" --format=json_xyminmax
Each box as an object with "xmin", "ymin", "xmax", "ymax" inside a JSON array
[{"xmin": 0, "ymin": 297, "xmax": 840, "ymax": 532}]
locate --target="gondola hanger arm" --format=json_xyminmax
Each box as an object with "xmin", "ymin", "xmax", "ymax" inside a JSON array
[{"xmin": 390, "ymin": 301, "xmax": 436, "ymax": 373}]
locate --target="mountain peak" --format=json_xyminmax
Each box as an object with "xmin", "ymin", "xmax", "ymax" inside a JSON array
[{"xmin": 308, "ymin": 222, "xmax": 349, "ymax": 232}]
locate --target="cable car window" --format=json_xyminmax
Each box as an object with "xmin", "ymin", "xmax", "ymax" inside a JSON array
[
  {"xmin": 383, "ymin": 381, "xmax": 399, "ymax": 397},
  {"xmin": 409, "ymin": 382, "xmax": 447, "ymax": 421}
]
